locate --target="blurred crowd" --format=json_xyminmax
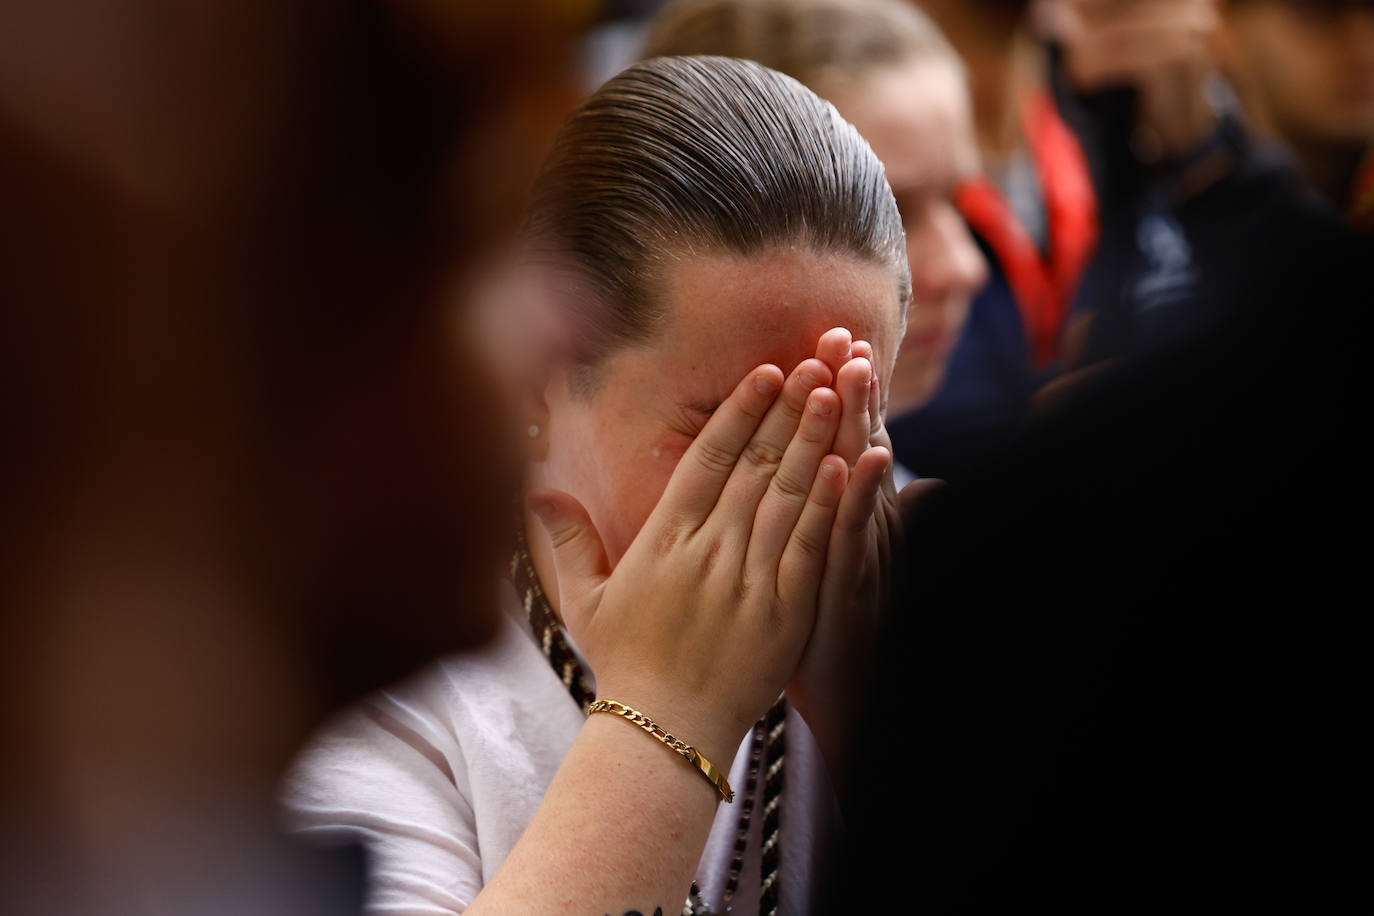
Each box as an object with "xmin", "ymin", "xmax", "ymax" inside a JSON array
[{"xmin": 2, "ymin": 1, "xmax": 1367, "ymax": 914}]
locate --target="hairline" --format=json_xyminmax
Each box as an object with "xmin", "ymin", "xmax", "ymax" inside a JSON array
[{"xmin": 567, "ymin": 235, "xmax": 910, "ymax": 399}]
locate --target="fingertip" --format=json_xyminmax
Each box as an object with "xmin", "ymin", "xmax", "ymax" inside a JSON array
[
  {"xmin": 849, "ymin": 447, "xmax": 892, "ymax": 502},
  {"xmin": 838, "ymin": 356, "xmax": 874, "ymax": 390},
  {"xmin": 753, "ymin": 364, "xmax": 784, "ymax": 396},
  {"xmin": 806, "ymin": 386, "xmax": 840, "ymax": 418},
  {"xmin": 818, "ymin": 327, "xmax": 854, "ymax": 361},
  {"xmin": 859, "ymin": 445, "xmax": 892, "ymax": 479},
  {"xmin": 793, "ymin": 358, "xmax": 834, "ymax": 390},
  {"xmin": 812, "ymin": 454, "xmax": 850, "ymax": 506}
]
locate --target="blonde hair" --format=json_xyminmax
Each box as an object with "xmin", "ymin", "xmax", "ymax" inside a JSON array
[{"xmin": 523, "ymin": 54, "xmax": 909, "ymax": 389}]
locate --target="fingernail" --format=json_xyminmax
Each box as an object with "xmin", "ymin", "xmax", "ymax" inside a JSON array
[
  {"xmin": 798, "ymin": 370, "xmax": 822, "ymax": 391},
  {"xmin": 755, "ymin": 373, "xmax": 780, "ymax": 395},
  {"xmin": 821, "ymin": 460, "xmax": 840, "ymax": 479},
  {"xmin": 808, "ymin": 394, "xmax": 833, "ymax": 417}
]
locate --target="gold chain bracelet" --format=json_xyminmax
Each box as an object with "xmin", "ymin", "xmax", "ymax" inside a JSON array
[{"xmin": 587, "ymin": 699, "xmax": 734, "ymax": 804}]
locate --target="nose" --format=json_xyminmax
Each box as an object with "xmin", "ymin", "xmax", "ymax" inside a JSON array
[{"xmin": 906, "ymin": 200, "xmax": 989, "ymax": 308}]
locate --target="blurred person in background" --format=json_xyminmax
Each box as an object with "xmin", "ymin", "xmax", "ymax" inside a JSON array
[
  {"xmin": 643, "ymin": 0, "xmax": 990, "ymax": 484},
  {"xmin": 1217, "ymin": 0, "xmax": 1374, "ymax": 231},
  {"xmin": 883, "ymin": 0, "xmax": 1100, "ymax": 476},
  {"xmin": 1041, "ymin": 0, "xmax": 1369, "ymax": 368},
  {"xmin": 898, "ymin": 0, "xmax": 1366, "ymax": 467},
  {"xmin": 0, "ymin": 0, "xmax": 591, "ymax": 912},
  {"xmin": 831, "ymin": 3, "xmax": 1370, "ymax": 911}
]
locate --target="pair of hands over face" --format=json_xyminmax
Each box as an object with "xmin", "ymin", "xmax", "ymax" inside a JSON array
[{"xmin": 528, "ymin": 328, "xmax": 923, "ymax": 769}]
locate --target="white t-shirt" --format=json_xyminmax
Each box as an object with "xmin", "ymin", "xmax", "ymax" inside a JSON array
[{"xmin": 281, "ymin": 583, "xmax": 841, "ymax": 915}]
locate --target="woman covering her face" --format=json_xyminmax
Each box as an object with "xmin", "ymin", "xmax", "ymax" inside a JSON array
[
  {"xmin": 644, "ymin": 0, "xmax": 990, "ymax": 425},
  {"xmin": 285, "ymin": 55, "xmax": 910, "ymax": 916}
]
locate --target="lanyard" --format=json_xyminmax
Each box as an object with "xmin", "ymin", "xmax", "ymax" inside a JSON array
[{"xmin": 955, "ymin": 90, "xmax": 1099, "ymax": 368}]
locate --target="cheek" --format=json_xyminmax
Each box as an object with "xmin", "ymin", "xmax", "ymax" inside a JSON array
[
  {"xmin": 586, "ymin": 432, "xmax": 691, "ymax": 567},
  {"xmin": 904, "ymin": 215, "xmax": 946, "ymax": 292}
]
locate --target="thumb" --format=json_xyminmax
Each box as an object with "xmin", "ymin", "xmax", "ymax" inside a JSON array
[{"xmin": 526, "ymin": 489, "xmax": 611, "ymax": 617}]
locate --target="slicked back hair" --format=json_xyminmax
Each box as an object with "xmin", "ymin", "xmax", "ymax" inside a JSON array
[{"xmin": 523, "ymin": 54, "xmax": 909, "ymax": 392}]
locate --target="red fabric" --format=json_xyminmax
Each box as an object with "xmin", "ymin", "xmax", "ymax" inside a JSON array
[{"xmin": 955, "ymin": 91, "xmax": 1099, "ymax": 367}]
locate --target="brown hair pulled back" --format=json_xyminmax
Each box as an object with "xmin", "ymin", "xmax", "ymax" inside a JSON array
[{"xmin": 523, "ymin": 54, "xmax": 908, "ymax": 388}]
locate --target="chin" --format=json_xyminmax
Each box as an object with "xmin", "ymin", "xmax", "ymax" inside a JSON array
[{"xmin": 889, "ymin": 353, "xmax": 950, "ymax": 417}]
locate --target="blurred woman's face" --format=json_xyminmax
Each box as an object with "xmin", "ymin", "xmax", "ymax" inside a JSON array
[
  {"xmin": 820, "ymin": 58, "xmax": 988, "ymax": 417},
  {"xmin": 534, "ymin": 247, "xmax": 904, "ymax": 567}
]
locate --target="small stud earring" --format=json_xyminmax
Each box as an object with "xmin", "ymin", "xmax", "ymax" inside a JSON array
[{"xmin": 527, "ymin": 424, "xmax": 540, "ymax": 439}]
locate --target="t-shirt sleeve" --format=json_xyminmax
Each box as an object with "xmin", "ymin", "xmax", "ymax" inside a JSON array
[{"xmin": 281, "ymin": 696, "xmax": 481, "ymax": 915}]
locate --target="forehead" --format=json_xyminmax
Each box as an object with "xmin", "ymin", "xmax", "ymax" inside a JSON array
[
  {"xmin": 649, "ymin": 247, "xmax": 904, "ymax": 401},
  {"xmin": 821, "ymin": 58, "xmax": 979, "ymax": 192}
]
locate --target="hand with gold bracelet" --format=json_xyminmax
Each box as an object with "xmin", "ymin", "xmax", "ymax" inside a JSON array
[{"xmin": 467, "ymin": 352, "xmax": 883, "ymax": 916}]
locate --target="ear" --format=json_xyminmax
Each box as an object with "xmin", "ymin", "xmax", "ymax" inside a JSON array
[{"xmin": 524, "ymin": 376, "xmax": 554, "ymax": 463}]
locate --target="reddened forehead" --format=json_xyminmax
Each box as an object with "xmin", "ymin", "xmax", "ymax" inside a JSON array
[{"xmin": 648, "ymin": 247, "xmax": 906, "ymax": 400}]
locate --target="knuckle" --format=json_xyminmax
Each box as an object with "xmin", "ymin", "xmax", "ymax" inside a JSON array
[
  {"xmin": 740, "ymin": 438, "xmax": 784, "ymax": 472},
  {"xmin": 840, "ymin": 508, "xmax": 874, "ymax": 537},
  {"xmin": 788, "ymin": 526, "xmax": 828, "ymax": 562},
  {"xmin": 731, "ymin": 569, "xmax": 752, "ymax": 604},
  {"xmin": 768, "ymin": 468, "xmax": 813, "ymax": 503},
  {"xmin": 692, "ymin": 438, "xmax": 737, "ymax": 475},
  {"xmin": 699, "ymin": 536, "xmax": 726, "ymax": 574},
  {"xmin": 764, "ymin": 598, "xmax": 790, "ymax": 638},
  {"xmin": 798, "ymin": 415, "xmax": 836, "ymax": 446},
  {"xmin": 652, "ymin": 525, "xmax": 682, "ymax": 556}
]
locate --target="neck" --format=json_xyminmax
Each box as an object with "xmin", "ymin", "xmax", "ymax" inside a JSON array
[{"xmin": 922, "ymin": 0, "xmax": 1042, "ymax": 161}]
